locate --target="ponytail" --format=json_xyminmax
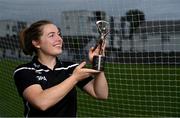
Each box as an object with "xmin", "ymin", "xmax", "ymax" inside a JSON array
[{"xmin": 19, "ymin": 28, "xmax": 34, "ymax": 55}]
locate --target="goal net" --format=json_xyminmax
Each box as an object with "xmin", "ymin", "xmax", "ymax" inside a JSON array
[{"xmin": 0, "ymin": 0, "xmax": 180, "ymax": 117}]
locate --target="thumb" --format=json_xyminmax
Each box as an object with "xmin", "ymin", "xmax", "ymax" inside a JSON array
[{"xmin": 89, "ymin": 47, "xmax": 94, "ymax": 52}]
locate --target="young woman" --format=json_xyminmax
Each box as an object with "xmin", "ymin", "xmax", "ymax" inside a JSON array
[{"xmin": 13, "ymin": 20, "xmax": 108, "ymax": 117}]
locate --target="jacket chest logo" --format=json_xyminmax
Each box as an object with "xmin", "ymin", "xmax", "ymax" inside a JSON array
[{"xmin": 36, "ymin": 76, "xmax": 47, "ymax": 81}]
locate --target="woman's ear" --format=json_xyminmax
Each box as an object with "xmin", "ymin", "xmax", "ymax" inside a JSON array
[{"xmin": 32, "ymin": 40, "xmax": 40, "ymax": 48}]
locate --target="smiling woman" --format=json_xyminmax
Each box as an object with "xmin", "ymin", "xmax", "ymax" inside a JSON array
[{"xmin": 13, "ymin": 20, "xmax": 108, "ymax": 117}]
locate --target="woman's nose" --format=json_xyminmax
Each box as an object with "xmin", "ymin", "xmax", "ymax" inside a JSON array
[{"xmin": 57, "ymin": 35, "xmax": 63, "ymax": 42}]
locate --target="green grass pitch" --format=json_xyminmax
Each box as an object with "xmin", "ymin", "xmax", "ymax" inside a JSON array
[{"xmin": 0, "ymin": 59, "xmax": 180, "ymax": 117}]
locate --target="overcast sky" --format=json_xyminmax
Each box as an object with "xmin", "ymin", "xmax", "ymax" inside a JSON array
[{"xmin": 0, "ymin": 0, "xmax": 180, "ymax": 26}]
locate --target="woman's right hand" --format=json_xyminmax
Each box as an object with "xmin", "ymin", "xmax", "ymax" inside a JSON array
[{"xmin": 72, "ymin": 61, "xmax": 99, "ymax": 82}]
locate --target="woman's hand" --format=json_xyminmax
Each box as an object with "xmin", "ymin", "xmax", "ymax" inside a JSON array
[
  {"xmin": 88, "ymin": 41, "xmax": 106, "ymax": 64},
  {"xmin": 72, "ymin": 61, "xmax": 99, "ymax": 82}
]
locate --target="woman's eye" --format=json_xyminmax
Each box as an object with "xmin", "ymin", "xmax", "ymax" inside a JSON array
[
  {"xmin": 58, "ymin": 32, "xmax": 61, "ymax": 36},
  {"xmin": 49, "ymin": 34, "xmax": 54, "ymax": 37}
]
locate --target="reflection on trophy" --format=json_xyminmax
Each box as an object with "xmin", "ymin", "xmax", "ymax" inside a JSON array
[{"xmin": 92, "ymin": 20, "xmax": 109, "ymax": 71}]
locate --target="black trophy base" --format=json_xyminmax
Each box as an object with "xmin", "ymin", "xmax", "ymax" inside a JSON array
[{"xmin": 92, "ymin": 55, "xmax": 106, "ymax": 71}]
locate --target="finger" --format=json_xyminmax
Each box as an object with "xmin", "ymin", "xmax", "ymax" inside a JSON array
[
  {"xmin": 89, "ymin": 47, "xmax": 94, "ymax": 52},
  {"xmin": 78, "ymin": 61, "xmax": 86, "ymax": 69},
  {"xmin": 82, "ymin": 68, "xmax": 100, "ymax": 73},
  {"xmin": 90, "ymin": 47, "xmax": 98, "ymax": 55},
  {"xmin": 92, "ymin": 43, "xmax": 99, "ymax": 52}
]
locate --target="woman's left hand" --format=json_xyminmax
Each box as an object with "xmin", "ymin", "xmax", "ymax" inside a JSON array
[{"xmin": 88, "ymin": 41, "xmax": 106, "ymax": 64}]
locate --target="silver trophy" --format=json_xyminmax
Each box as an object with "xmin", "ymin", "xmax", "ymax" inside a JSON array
[{"xmin": 92, "ymin": 20, "xmax": 109, "ymax": 71}]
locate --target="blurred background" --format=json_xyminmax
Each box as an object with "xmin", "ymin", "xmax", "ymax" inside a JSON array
[{"xmin": 0, "ymin": 0, "xmax": 180, "ymax": 117}]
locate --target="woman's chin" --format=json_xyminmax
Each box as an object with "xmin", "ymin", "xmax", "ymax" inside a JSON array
[{"xmin": 57, "ymin": 49, "xmax": 63, "ymax": 55}]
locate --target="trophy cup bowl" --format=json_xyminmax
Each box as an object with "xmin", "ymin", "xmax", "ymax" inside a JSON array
[{"xmin": 92, "ymin": 20, "xmax": 109, "ymax": 71}]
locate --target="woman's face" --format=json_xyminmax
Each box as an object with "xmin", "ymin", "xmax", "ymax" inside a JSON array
[{"xmin": 34, "ymin": 24, "xmax": 63, "ymax": 57}]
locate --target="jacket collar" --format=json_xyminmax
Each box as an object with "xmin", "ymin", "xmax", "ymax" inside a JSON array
[{"xmin": 32, "ymin": 56, "xmax": 62, "ymax": 70}]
